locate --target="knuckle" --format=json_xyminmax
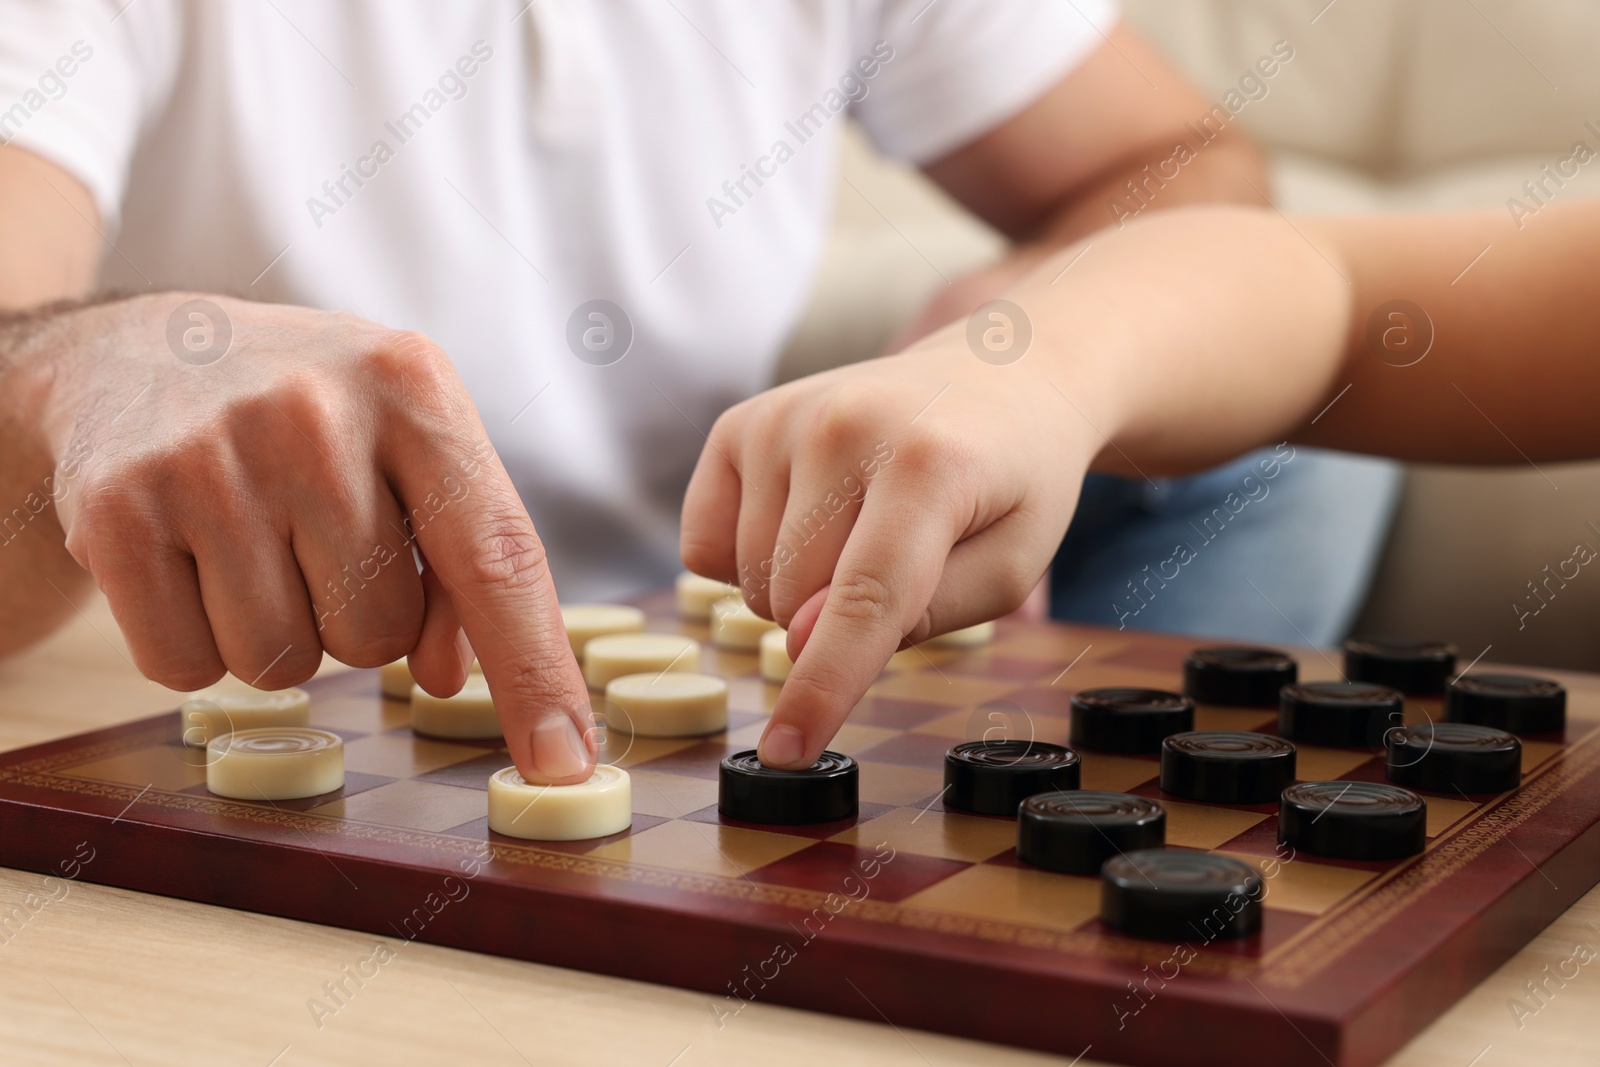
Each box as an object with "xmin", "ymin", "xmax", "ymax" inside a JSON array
[
  {"xmin": 140, "ymin": 653, "xmax": 225, "ymax": 694},
  {"xmin": 789, "ymin": 659, "xmax": 861, "ymax": 720},
  {"xmin": 895, "ymin": 426, "xmax": 967, "ymax": 479},
  {"xmin": 68, "ymin": 485, "xmax": 159, "ymax": 567},
  {"xmin": 706, "ymin": 407, "xmax": 740, "ymax": 446},
  {"xmin": 256, "ymin": 370, "xmax": 336, "ymax": 429},
  {"xmin": 828, "ymin": 569, "xmax": 895, "ymax": 625},
  {"xmin": 464, "ymin": 515, "xmax": 551, "ymax": 591},
  {"xmin": 325, "ymin": 619, "xmax": 421, "ymax": 669},
  {"xmin": 766, "ymin": 568, "xmax": 817, "ymax": 626},
  {"xmin": 811, "ymin": 392, "xmax": 873, "ymax": 451},
  {"xmin": 368, "ymin": 331, "xmax": 461, "ymax": 401},
  {"xmin": 224, "ymin": 374, "xmax": 343, "ymax": 461},
  {"xmin": 239, "ymin": 646, "xmax": 322, "ymax": 690},
  {"xmin": 992, "ymin": 558, "xmax": 1039, "ymax": 611},
  {"xmin": 705, "ymin": 408, "xmax": 753, "ymax": 468},
  {"xmin": 679, "ymin": 535, "xmax": 730, "ymax": 583},
  {"xmin": 492, "ymin": 651, "xmax": 585, "ymax": 710},
  {"xmin": 902, "ymin": 611, "xmax": 936, "ymax": 647},
  {"xmin": 508, "ymin": 652, "xmax": 575, "ymax": 695}
]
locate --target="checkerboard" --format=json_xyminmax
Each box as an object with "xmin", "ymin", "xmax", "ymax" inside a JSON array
[{"xmin": 1, "ymin": 587, "xmax": 1597, "ymax": 1067}]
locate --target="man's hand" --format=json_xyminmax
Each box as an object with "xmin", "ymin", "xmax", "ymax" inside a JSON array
[
  {"xmin": 680, "ymin": 328, "xmax": 1099, "ymax": 769},
  {"xmin": 8, "ymin": 293, "xmax": 593, "ymax": 784}
]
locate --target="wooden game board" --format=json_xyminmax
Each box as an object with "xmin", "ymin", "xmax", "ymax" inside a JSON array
[{"xmin": 2, "ymin": 589, "xmax": 1598, "ymax": 1067}]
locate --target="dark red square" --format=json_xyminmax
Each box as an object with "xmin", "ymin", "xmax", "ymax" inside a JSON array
[
  {"xmin": 853, "ymin": 731, "xmax": 958, "ymax": 767},
  {"xmin": 743, "ymin": 840, "xmax": 970, "ymax": 902},
  {"xmin": 415, "ymin": 752, "xmax": 522, "ymax": 791},
  {"xmin": 680, "ymin": 801, "xmax": 897, "ymax": 839},
  {"xmin": 635, "ymin": 739, "xmax": 743, "ymax": 778},
  {"xmin": 850, "ymin": 697, "xmax": 949, "ymax": 730},
  {"xmin": 1005, "ymin": 686, "xmax": 1079, "ymax": 718},
  {"xmin": 1214, "ymin": 816, "xmax": 1402, "ymax": 874},
  {"xmin": 1099, "ymin": 645, "xmax": 1188, "ymax": 673},
  {"xmin": 943, "ymin": 655, "xmax": 1057, "ymax": 682}
]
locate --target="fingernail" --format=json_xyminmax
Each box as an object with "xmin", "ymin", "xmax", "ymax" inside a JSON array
[
  {"xmin": 759, "ymin": 724, "xmax": 806, "ymax": 768},
  {"xmin": 530, "ymin": 715, "xmax": 592, "ymax": 782}
]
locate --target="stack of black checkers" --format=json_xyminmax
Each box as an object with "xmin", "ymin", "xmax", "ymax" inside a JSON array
[
  {"xmin": 944, "ymin": 740, "xmax": 1080, "ymax": 816},
  {"xmin": 1069, "ymin": 688, "xmax": 1193, "ymax": 752},
  {"xmin": 1278, "ymin": 681, "xmax": 1403, "ymax": 748},
  {"xmin": 1183, "ymin": 646, "xmax": 1297, "ymax": 707},
  {"xmin": 1446, "ymin": 674, "xmax": 1566, "ymax": 735},
  {"xmin": 1343, "ymin": 637, "xmax": 1456, "ymax": 694},
  {"xmin": 1160, "ymin": 731, "xmax": 1295, "ymax": 804},
  {"xmin": 1280, "ymin": 781, "xmax": 1426, "ymax": 859},
  {"xmin": 718, "ymin": 750, "xmax": 858, "ymax": 825}
]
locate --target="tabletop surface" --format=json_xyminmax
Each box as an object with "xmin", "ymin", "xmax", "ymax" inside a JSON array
[{"xmin": 0, "ymin": 595, "xmax": 1595, "ymax": 1067}]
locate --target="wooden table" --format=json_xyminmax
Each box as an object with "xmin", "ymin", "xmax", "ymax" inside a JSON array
[{"xmin": 1, "ymin": 595, "xmax": 1595, "ymax": 1067}]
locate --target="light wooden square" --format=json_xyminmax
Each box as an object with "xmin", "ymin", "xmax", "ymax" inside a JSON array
[
  {"xmin": 826, "ymin": 723, "xmax": 903, "ymax": 756},
  {"xmin": 831, "ymin": 806, "xmax": 1014, "ymax": 863},
  {"xmin": 587, "ymin": 819, "xmax": 812, "ymax": 878},
  {"xmin": 342, "ymin": 734, "xmax": 494, "ymax": 778},
  {"xmin": 64, "ymin": 746, "xmax": 207, "ymax": 792},
  {"xmin": 309, "ymin": 693, "xmax": 406, "ymax": 733},
  {"xmin": 1051, "ymin": 666, "xmax": 1172, "ymax": 694},
  {"xmin": 723, "ymin": 677, "xmax": 774, "ymax": 714},
  {"xmin": 723, "ymin": 720, "xmax": 768, "ymax": 748},
  {"xmin": 1293, "ymin": 746, "xmax": 1375, "ymax": 782},
  {"xmin": 1425, "ymin": 796, "xmax": 1479, "ymax": 837},
  {"xmin": 1162, "ymin": 800, "xmax": 1269, "ymax": 849},
  {"xmin": 702, "ymin": 648, "xmax": 758, "ymax": 678},
  {"xmin": 867, "ymin": 673, "xmax": 1018, "ymax": 708},
  {"xmin": 1294, "ymin": 658, "xmax": 1345, "ymax": 685},
  {"xmin": 1078, "ymin": 754, "xmax": 1160, "ymax": 793},
  {"xmin": 1401, "ymin": 698, "xmax": 1446, "ymax": 725},
  {"xmin": 1215, "ymin": 850, "xmax": 1375, "ymax": 915},
  {"xmin": 855, "ymin": 762, "xmax": 944, "ymax": 807},
  {"xmin": 1192, "ymin": 707, "xmax": 1277, "ymax": 732},
  {"xmin": 1522, "ymin": 741, "xmax": 1564, "ymax": 775},
  {"xmin": 908, "ymin": 709, "xmax": 978, "ymax": 740},
  {"xmin": 992, "ymin": 630, "xmax": 1117, "ymax": 663},
  {"xmin": 901, "ymin": 864, "xmax": 1100, "ymax": 933},
  {"xmin": 311, "ymin": 780, "xmax": 485, "ymax": 832},
  {"xmin": 605, "ymin": 736, "xmax": 701, "ymax": 769},
  {"xmin": 882, "ymin": 646, "xmax": 959, "ymax": 674},
  {"xmin": 909, "ymin": 709, "xmax": 1069, "ymax": 745},
  {"xmin": 628, "ymin": 770, "xmax": 720, "ymax": 819}
]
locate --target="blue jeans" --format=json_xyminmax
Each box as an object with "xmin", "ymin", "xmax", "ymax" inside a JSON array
[{"xmin": 1049, "ymin": 446, "xmax": 1403, "ymax": 646}]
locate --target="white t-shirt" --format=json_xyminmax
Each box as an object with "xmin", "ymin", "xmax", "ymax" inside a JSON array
[{"xmin": 1, "ymin": 0, "xmax": 1115, "ymax": 600}]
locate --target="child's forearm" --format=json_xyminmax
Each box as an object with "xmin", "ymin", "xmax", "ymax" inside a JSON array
[
  {"xmin": 904, "ymin": 205, "xmax": 1353, "ymax": 478},
  {"xmin": 1298, "ymin": 200, "xmax": 1600, "ymax": 463},
  {"xmin": 974, "ymin": 198, "xmax": 1600, "ymax": 477}
]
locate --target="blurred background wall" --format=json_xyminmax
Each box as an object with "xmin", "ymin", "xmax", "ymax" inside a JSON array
[{"xmin": 777, "ymin": 0, "xmax": 1600, "ymax": 672}]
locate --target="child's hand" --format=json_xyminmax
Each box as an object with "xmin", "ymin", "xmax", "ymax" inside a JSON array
[{"xmin": 680, "ymin": 327, "xmax": 1103, "ymax": 768}]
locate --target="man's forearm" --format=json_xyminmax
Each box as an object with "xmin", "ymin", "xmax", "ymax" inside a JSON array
[
  {"xmin": 898, "ymin": 132, "xmax": 1268, "ymax": 347},
  {"xmin": 1033, "ymin": 132, "xmax": 1267, "ymax": 252},
  {"xmin": 991, "ymin": 129, "xmax": 1269, "ymax": 293},
  {"xmin": 0, "ymin": 149, "xmax": 105, "ymax": 657},
  {"xmin": 0, "ymin": 303, "xmax": 98, "ymax": 657}
]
